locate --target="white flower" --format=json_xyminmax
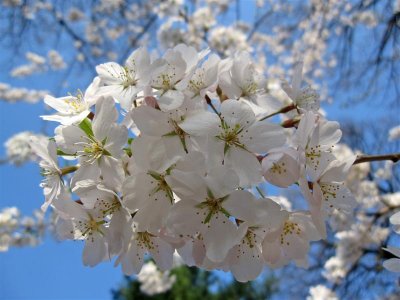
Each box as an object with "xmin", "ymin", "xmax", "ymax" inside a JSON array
[
  {"xmin": 282, "ymin": 61, "xmax": 320, "ymax": 112},
  {"xmin": 166, "ymin": 166, "xmax": 250, "ymax": 263},
  {"xmin": 150, "ymin": 44, "xmax": 208, "ymax": 111},
  {"xmin": 123, "ymin": 139, "xmax": 204, "ymax": 233},
  {"xmin": 5, "ymin": 131, "xmax": 47, "ymax": 165},
  {"xmin": 300, "ymin": 156, "xmax": 357, "ymax": 237},
  {"xmin": 294, "ymin": 111, "xmax": 341, "ymax": 181},
  {"xmin": 191, "ymin": 7, "xmax": 216, "ymax": 30},
  {"xmin": 262, "ymin": 211, "xmax": 321, "ymax": 267},
  {"xmin": 55, "ymin": 97, "xmax": 128, "ymax": 190},
  {"xmin": 185, "ymin": 53, "xmax": 220, "ymax": 102},
  {"xmin": 96, "ymin": 47, "xmax": 150, "ymax": 110},
  {"xmin": 262, "ymin": 148, "xmax": 300, "ymax": 187},
  {"xmin": 54, "ymin": 199, "xmax": 109, "ymax": 267},
  {"xmin": 131, "ymin": 102, "xmax": 199, "ymax": 156},
  {"xmin": 208, "ymin": 26, "xmax": 251, "ymax": 56},
  {"xmin": 29, "ymin": 136, "xmax": 64, "ymax": 211},
  {"xmin": 226, "ymin": 196, "xmax": 287, "ymax": 282},
  {"xmin": 137, "ymin": 261, "xmax": 176, "ymax": 296},
  {"xmin": 219, "ymin": 52, "xmax": 266, "ymax": 103},
  {"xmin": 41, "ymin": 77, "xmax": 100, "ymax": 125},
  {"xmin": 116, "ymin": 221, "xmax": 174, "ymax": 275},
  {"xmin": 388, "ymin": 125, "xmax": 400, "ymax": 141},
  {"xmin": 47, "ymin": 50, "xmax": 66, "ymax": 70},
  {"xmin": 307, "ymin": 285, "xmax": 338, "ymax": 300},
  {"xmin": 180, "ymin": 99, "xmax": 285, "ymax": 186}
]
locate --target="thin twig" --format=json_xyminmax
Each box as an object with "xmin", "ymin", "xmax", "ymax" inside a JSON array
[{"xmin": 353, "ymin": 153, "xmax": 400, "ymax": 165}]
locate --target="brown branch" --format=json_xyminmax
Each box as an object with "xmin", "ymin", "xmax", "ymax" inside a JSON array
[{"xmin": 353, "ymin": 153, "xmax": 400, "ymax": 165}]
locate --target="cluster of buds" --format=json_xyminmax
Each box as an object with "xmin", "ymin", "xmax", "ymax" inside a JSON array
[{"xmin": 31, "ymin": 44, "xmax": 356, "ymax": 282}]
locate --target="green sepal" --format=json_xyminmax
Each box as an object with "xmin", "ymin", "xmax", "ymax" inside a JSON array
[
  {"xmin": 204, "ymin": 211, "xmax": 213, "ymax": 224},
  {"xmin": 102, "ymin": 148, "xmax": 112, "ymax": 156},
  {"xmin": 220, "ymin": 207, "xmax": 231, "ymax": 218},
  {"xmin": 148, "ymin": 170, "xmax": 162, "ymax": 181},
  {"xmin": 224, "ymin": 142, "xmax": 230, "ymax": 155},
  {"xmin": 123, "ymin": 147, "xmax": 132, "ymax": 157},
  {"xmin": 163, "ymin": 131, "xmax": 178, "ymax": 137},
  {"xmin": 79, "ymin": 118, "xmax": 95, "ymax": 138},
  {"xmin": 57, "ymin": 149, "xmax": 76, "ymax": 157},
  {"xmin": 206, "ymin": 188, "xmax": 215, "ymax": 199}
]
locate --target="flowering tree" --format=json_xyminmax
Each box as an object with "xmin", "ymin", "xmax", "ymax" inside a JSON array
[{"xmin": 1, "ymin": 1, "xmax": 399, "ymax": 299}]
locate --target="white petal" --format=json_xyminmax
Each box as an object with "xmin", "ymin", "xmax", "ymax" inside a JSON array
[
  {"xmin": 384, "ymin": 246, "xmax": 400, "ymax": 258},
  {"xmin": 262, "ymin": 152, "xmax": 300, "ymax": 188},
  {"xmin": 158, "ymin": 90, "xmax": 185, "ymax": 111},
  {"xmin": 96, "ymin": 62, "xmax": 125, "ymax": 85},
  {"xmin": 82, "ymin": 232, "xmax": 108, "ymax": 267},
  {"xmin": 230, "ymin": 244, "xmax": 263, "ymax": 282},
  {"xmin": 383, "ymin": 258, "xmax": 400, "ymax": 272},
  {"xmin": 220, "ymin": 99, "xmax": 255, "ymax": 129},
  {"xmin": 205, "ymin": 166, "xmax": 239, "ymax": 198},
  {"xmin": 92, "ymin": 97, "xmax": 119, "ymax": 141},
  {"xmin": 99, "ymin": 156, "xmax": 125, "ymax": 192},
  {"xmin": 179, "ymin": 110, "xmax": 220, "ymax": 136},
  {"xmin": 203, "ymin": 214, "xmax": 240, "ymax": 262},
  {"xmin": 166, "ymin": 199, "xmax": 203, "ymax": 237},
  {"xmin": 241, "ymin": 122, "xmax": 286, "ymax": 153},
  {"xmin": 225, "ymin": 147, "xmax": 262, "ymax": 187},
  {"xmin": 131, "ymin": 105, "xmax": 171, "ymax": 136},
  {"xmin": 149, "ymin": 237, "xmax": 174, "ymax": 271},
  {"xmin": 223, "ymin": 190, "xmax": 258, "ymax": 222}
]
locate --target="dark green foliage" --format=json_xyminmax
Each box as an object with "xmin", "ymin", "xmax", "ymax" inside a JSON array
[{"xmin": 112, "ymin": 266, "xmax": 277, "ymax": 300}]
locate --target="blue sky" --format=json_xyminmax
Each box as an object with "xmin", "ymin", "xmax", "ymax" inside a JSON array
[{"xmin": 0, "ymin": 2, "xmax": 399, "ymax": 300}]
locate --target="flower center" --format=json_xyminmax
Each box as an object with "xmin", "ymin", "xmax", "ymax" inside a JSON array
[
  {"xmin": 76, "ymin": 136, "xmax": 110, "ymax": 164},
  {"xmin": 64, "ymin": 91, "xmax": 86, "ymax": 113},
  {"xmin": 195, "ymin": 189, "xmax": 230, "ymax": 223},
  {"xmin": 148, "ymin": 170, "xmax": 175, "ymax": 203},
  {"xmin": 280, "ymin": 221, "xmax": 301, "ymax": 245},
  {"xmin": 121, "ymin": 66, "xmax": 137, "ymax": 89},
  {"xmin": 136, "ymin": 232, "xmax": 156, "ymax": 250}
]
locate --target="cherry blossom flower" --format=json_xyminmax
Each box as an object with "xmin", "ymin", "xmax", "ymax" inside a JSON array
[
  {"xmin": 262, "ymin": 211, "xmax": 321, "ymax": 267},
  {"xmin": 281, "ymin": 61, "xmax": 320, "ymax": 112},
  {"xmin": 30, "ymin": 45, "xmax": 366, "ymax": 283},
  {"xmin": 55, "ymin": 97, "xmax": 128, "ymax": 190},
  {"xmin": 150, "ymin": 44, "xmax": 209, "ymax": 111},
  {"xmin": 180, "ymin": 99, "xmax": 285, "ymax": 186},
  {"xmin": 116, "ymin": 221, "xmax": 174, "ymax": 275},
  {"xmin": 41, "ymin": 77, "xmax": 100, "ymax": 125},
  {"xmin": 29, "ymin": 136, "xmax": 64, "ymax": 212},
  {"xmin": 96, "ymin": 47, "xmax": 150, "ymax": 110}
]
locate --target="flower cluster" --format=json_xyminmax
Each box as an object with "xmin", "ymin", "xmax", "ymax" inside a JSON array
[
  {"xmin": 31, "ymin": 45, "xmax": 357, "ymax": 282},
  {"xmin": 0, "ymin": 207, "xmax": 46, "ymax": 251},
  {"xmin": 4, "ymin": 131, "xmax": 48, "ymax": 165}
]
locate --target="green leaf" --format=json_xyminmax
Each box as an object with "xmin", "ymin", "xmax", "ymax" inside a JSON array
[{"xmin": 79, "ymin": 118, "xmax": 95, "ymax": 138}]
